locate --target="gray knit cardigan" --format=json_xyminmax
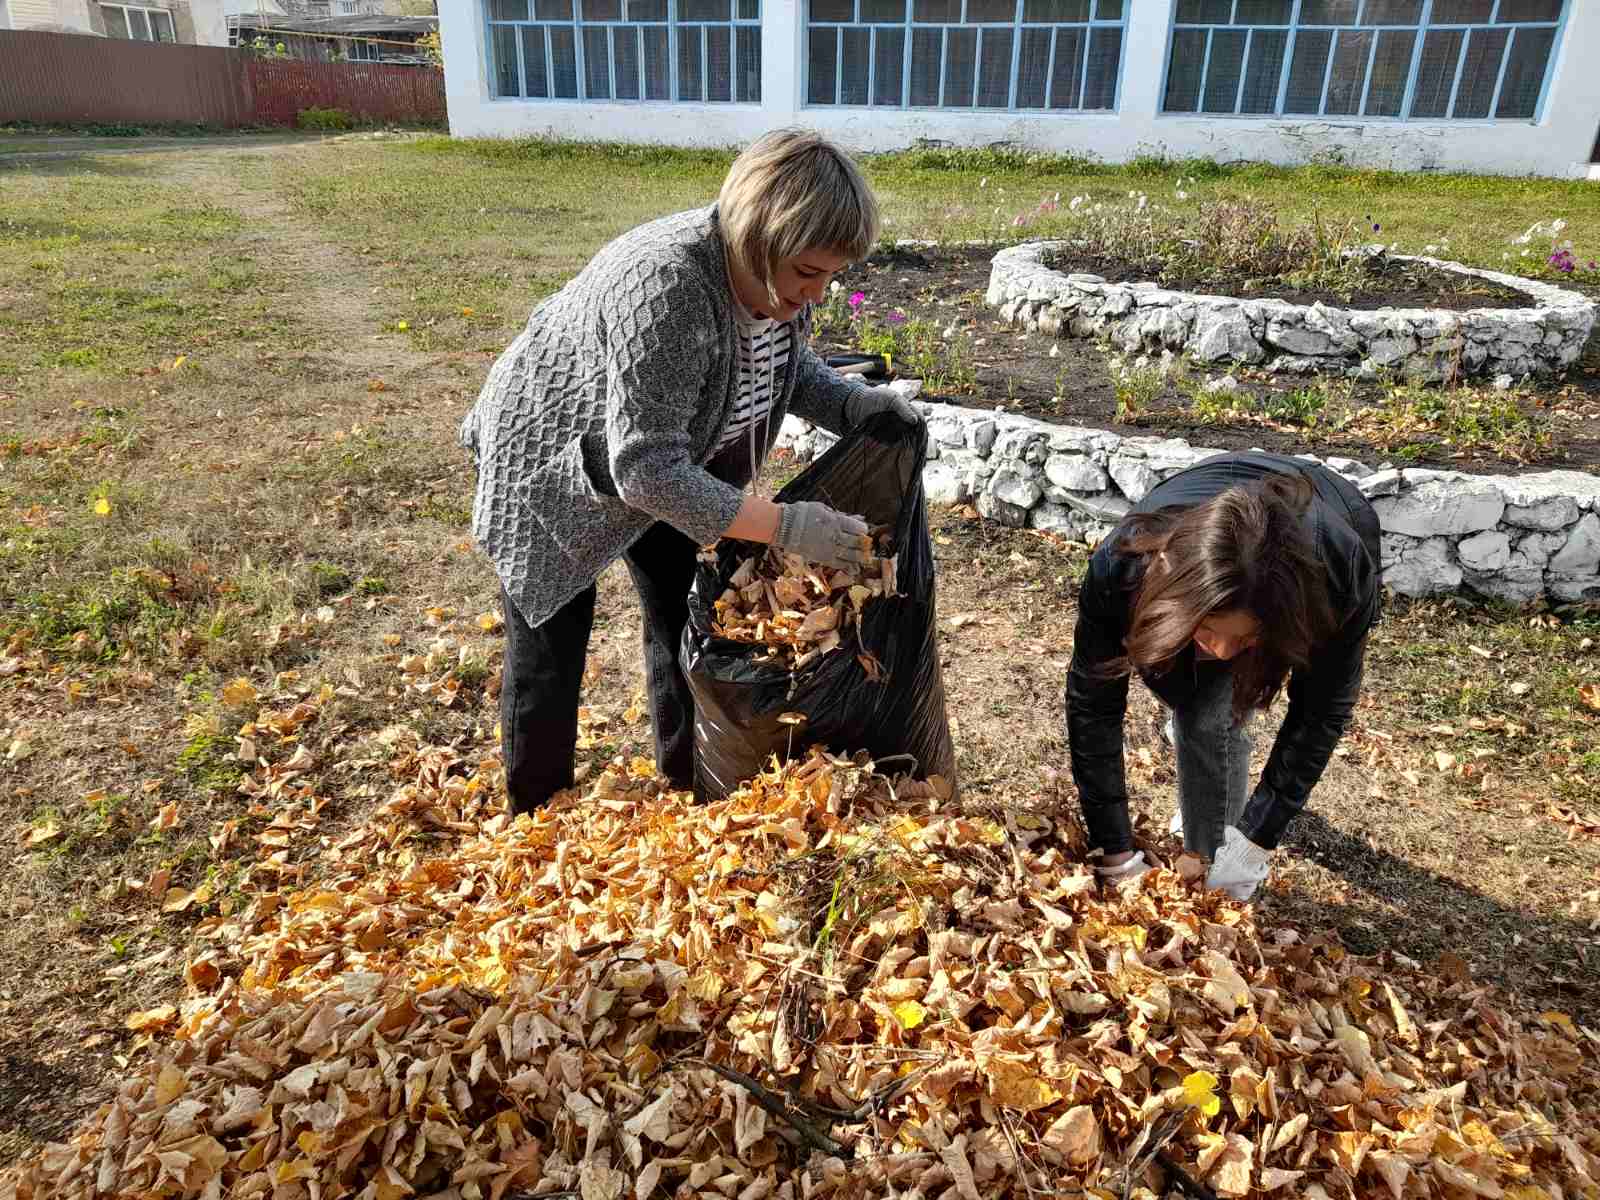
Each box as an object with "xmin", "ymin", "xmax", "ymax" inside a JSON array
[{"xmin": 459, "ymin": 206, "xmax": 869, "ymax": 630}]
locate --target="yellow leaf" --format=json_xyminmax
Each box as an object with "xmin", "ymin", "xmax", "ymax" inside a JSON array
[
  {"xmin": 985, "ymin": 1058, "xmax": 1061, "ymax": 1112},
  {"xmin": 221, "ymin": 677, "xmax": 258, "ymax": 709},
  {"xmin": 395, "ymin": 320, "xmax": 410, "ymax": 331},
  {"xmin": 1538, "ymin": 1010, "xmax": 1577, "ymax": 1036},
  {"xmin": 477, "ymin": 612, "xmax": 501, "ymax": 631},
  {"xmin": 127, "ymin": 1004, "xmax": 178, "ymax": 1033},
  {"xmin": 172, "ymin": 355, "xmax": 187, "ymax": 370},
  {"xmin": 26, "ymin": 819, "xmax": 60, "ymax": 846},
  {"xmin": 891, "ymin": 1000, "xmax": 928, "ymax": 1030},
  {"xmin": 1183, "ymin": 1070, "xmax": 1222, "ymax": 1118},
  {"xmin": 274, "ymin": 1159, "xmax": 316, "ymax": 1184},
  {"xmin": 153, "ymin": 1062, "xmax": 186, "ymax": 1104},
  {"xmin": 1578, "ymin": 683, "xmax": 1599, "ymax": 711},
  {"xmin": 94, "ymin": 497, "xmax": 111, "ymax": 516}
]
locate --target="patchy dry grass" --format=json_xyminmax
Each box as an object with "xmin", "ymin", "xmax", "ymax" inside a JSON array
[{"xmin": 1, "ymin": 140, "xmax": 1598, "ymax": 1168}]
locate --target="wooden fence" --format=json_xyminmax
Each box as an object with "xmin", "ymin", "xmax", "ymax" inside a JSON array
[{"xmin": 0, "ymin": 30, "xmax": 445, "ymax": 129}]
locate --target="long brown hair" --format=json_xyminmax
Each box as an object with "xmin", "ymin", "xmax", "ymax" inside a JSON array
[{"xmin": 1108, "ymin": 473, "xmax": 1338, "ymax": 718}]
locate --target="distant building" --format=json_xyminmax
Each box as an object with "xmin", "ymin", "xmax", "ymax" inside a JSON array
[
  {"xmin": 227, "ymin": 7, "xmax": 438, "ymax": 63},
  {"xmin": 438, "ymin": 1, "xmax": 1599, "ymax": 179}
]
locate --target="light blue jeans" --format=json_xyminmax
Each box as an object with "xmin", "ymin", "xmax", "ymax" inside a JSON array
[{"xmin": 1165, "ymin": 664, "xmax": 1253, "ymax": 861}]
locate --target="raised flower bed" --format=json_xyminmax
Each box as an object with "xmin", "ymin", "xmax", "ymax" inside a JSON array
[{"xmin": 987, "ymin": 240, "xmax": 1596, "ymax": 384}]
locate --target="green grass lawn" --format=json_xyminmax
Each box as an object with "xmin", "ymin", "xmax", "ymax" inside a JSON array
[{"xmin": 250, "ymin": 137, "xmax": 1600, "ymax": 356}]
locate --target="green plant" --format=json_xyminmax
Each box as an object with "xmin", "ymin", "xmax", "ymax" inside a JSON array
[
  {"xmin": 297, "ymin": 107, "xmax": 355, "ymax": 132},
  {"xmin": 57, "ymin": 348, "xmax": 100, "ymax": 368},
  {"xmin": 1258, "ymin": 383, "xmax": 1330, "ymax": 427},
  {"xmin": 310, "ymin": 562, "xmax": 353, "ymax": 596},
  {"xmin": 1108, "ymin": 356, "xmax": 1165, "ymax": 423}
]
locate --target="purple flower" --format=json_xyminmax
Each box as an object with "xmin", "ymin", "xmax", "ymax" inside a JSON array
[
  {"xmin": 848, "ymin": 291, "xmax": 865, "ymax": 310},
  {"xmin": 886, "ymin": 310, "xmax": 907, "ymax": 325}
]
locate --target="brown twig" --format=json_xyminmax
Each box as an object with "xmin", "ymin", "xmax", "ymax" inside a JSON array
[
  {"xmin": 682, "ymin": 1058, "xmax": 846, "ymax": 1158},
  {"xmin": 1155, "ymin": 1150, "xmax": 1222, "ymax": 1200}
]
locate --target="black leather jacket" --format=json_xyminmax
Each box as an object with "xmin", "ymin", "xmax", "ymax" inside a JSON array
[{"xmin": 1065, "ymin": 452, "xmax": 1381, "ymax": 853}]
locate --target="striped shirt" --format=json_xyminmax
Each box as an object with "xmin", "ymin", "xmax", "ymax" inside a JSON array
[{"xmin": 715, "ymin": 309, "xmax": 791, "ymax": 456}]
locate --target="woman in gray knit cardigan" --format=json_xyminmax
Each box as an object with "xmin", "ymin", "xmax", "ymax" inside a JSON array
[{"xmin": 459, "ymin": 129, "xmax": 920, "ymax": 815}]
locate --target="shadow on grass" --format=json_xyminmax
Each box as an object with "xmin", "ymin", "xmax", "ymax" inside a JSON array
[{"xmin": 1272, "ymin": 809, "xmax": 1600, "ymax": 1024}]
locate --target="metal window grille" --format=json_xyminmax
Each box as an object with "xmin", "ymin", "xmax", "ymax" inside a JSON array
[
  {"xmin": 486, "ymin": 0, "xmax": 759, "ymax": 103},
  {"xmin": 1164, "ymin": 0, "xmax": 1566, "ymax": 120},
  {"xmin": 805, "ymin": 0, "xmax": 1127, "ymax": 111}
]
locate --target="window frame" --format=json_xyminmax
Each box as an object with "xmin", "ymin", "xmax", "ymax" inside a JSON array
[
  {"xmin": 484, "ymin": 0, "xmax": 762, "ymax": 106},
  {"xmin": 802, "ymin": 0, "xmax": 1130, "ymax": 113},
  {"xmin": 1160, "ymin": 0, "xmax": 1567, "ymax": 123},
  {"xmin": 101, "ymin": 3, "xmax": 178, "ymax": 42}
]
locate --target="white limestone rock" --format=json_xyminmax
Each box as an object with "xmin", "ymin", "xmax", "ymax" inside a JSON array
[
  {"xmin": 922, "ymin": 462, "xmax": 970, "ymax": 506},
  {"xmin": 1029, "ymin": 503, "xmax": 1083, "ymax": 535},
  {"xmin": 988, "ymin": 466, "xmax": 1043, "ymax": 510},
  {"xmin": 1044, "ymin": 453, "xmax": 1111, "ymax": 492},
  {"xmin": 1324, "ymin": 456, "xmax": 1372, "ymax": 479},
  {"xmin": 976, "ymin": 491, "xmax": 1030, "ymax": 528},
  {"xmin": 1549, "ymin": 512, "xmax": 1600, "ymax": 578},
  {"xmin": 1372, "ymin": 481, "xmax": 1505, "ymax": 538},
  {"xmin": 1381, "ymin": 536, "xmax": 1462, "ymax": 597},
  {"xmin": 1108, "ymin": 454, "xmax": 1160, "ymax": 503},
  {"xmin": 1192, "ymin": 309, "xmax": 1264, "ymax": 365},
  {"xmin": 1457, "ymin": 530, "xmax": 1511, "ymax": 573},
  {"xmin": 1357, "ymin": 468, "xmax": 1403, "ymax": 499},
  {"xmin": 966, "ymin": 419, "xmax": 998, "ymax": 456}
]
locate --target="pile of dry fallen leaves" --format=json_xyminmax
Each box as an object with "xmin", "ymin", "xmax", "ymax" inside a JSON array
[
  {"xmin": 709, "ymin": 542, "xmax": 895, "ymax": 670},
  {"xmin": 10, "ymin": 747, "xmax": 1600, "ymax": 1200}
]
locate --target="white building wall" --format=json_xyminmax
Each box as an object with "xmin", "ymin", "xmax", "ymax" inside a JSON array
[{"xmin": 439, "ymin": 0, "xmax": 1600, "ymax": 179}]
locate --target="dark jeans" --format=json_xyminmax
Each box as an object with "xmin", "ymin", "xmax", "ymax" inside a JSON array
[
  {"xmin": 500, "ymin": 521, "xmax": 699, "ymax": 814},
  {"xmin": 1163, "ymin": 662, "xmax": 1253, "ymax": 860}
]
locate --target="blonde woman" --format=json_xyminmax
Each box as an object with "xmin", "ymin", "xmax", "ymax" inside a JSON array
[{"xmin": 460, "ymin": 128, "xmax": 920, "ymax": 815}]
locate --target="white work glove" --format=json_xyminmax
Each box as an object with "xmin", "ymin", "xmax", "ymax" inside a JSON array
[
  {"xmin": 1094, "ymin": 851, "xmax": 1150, "ymax": 889},
  {"xmin": 846, "ymin": 384, "xmax": 924, "ymax": 431},
  {"xmin": 774, "ymin": 501, "xmax": 872, "ymax": 569},
  {"xmin": 1206, "ymin": 826, "xmax": 1271, "ymax": 901}
]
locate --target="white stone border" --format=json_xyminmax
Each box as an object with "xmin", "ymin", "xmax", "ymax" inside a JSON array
[
  {"xmin": 986, "ymin": 241, "xmax": 1597, "ymax": 383},
  {"xmin": 779, "ymin": 406, "xmax": 1600, "ymax": 605}
]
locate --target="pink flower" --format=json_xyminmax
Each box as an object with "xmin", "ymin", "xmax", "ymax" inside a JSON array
[
  {"xmin": 1012, "ymin": 214, "xmax": 1028, "ymax": 227},
  {"xmin": 848, "ymin": 291, "xmax": 865, "ymax": 310}
]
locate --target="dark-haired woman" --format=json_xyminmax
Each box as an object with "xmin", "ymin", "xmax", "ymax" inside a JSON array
[{"xmin": 1064, "ymin": 452, "xmax": 1382, "ymax": 901}]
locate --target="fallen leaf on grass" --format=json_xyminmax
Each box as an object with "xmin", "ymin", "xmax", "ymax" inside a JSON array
[
  {"xmin": 25, "ymin": 819, "xmax": 60, "ymax": 846},
  {"xmin": 1579, "ymin": 683, "xmax": 1599, "ymax": 711},
  {"xmin": 125, "ymin": 1004, "xmax": 177, "ymax": 1032},
  {"xmin": 220, "ymin": 678, "xmax": 258, "ymax": 708}
]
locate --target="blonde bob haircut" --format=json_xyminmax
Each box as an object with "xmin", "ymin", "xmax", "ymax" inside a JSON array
[{"xmin": 718, "ymin": 128, "xmax": 880, "ymax": 308}]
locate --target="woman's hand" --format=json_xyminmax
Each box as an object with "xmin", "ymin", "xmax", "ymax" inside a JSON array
[
  {"xmin": 773, "ymin": 501, "xmax": 873, "ymax": 568},
  {"xmin": 846, "ymin": 384, "xmax": 925, "ymax": 431}
]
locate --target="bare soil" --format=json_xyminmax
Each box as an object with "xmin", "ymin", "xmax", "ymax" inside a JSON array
[
  {"xmin": 819, "ymin": 245, "xmax": 1600, "ymax": 473},
  {"xmin": 1048, "ymin": 249, "xmax": 1536, "ymax": 312}
]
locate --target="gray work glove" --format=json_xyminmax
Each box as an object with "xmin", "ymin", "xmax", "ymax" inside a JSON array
[
  {"xmin": 774, "ymin": 501, "xmax": 873, "ymax": 569},
  {"xmin": 1206, "ymin": 826, "xmax": 1272, "ymax": 901},
  {"xmin": 845, "ymin": 384, "xmax": 925, "ymax": 432}
]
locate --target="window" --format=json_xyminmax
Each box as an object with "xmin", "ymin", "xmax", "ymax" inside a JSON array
[
  {"xmin": 487, "ymin": 0, "xmax": 760, "ymax": 103},
  {"xmin": 101, "ymin": 3, "xmax": 177, "ymax": 41},
  {"xmin": 806, "ymin": 0, "xmax": 1127, "ymax": 111},
  {"xmin": 1163, "ymin": 0, "xmax": 1565, "ymax": 120}
]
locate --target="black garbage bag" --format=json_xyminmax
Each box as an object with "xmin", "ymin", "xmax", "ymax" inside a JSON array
[{"xmin": 682, "ymin": 411, "xmax": 957, "ymax": 801}]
